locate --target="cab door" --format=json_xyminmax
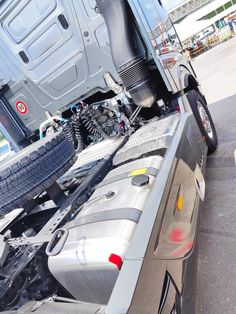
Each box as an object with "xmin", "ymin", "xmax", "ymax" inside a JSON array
[{"xmin": 128, "ymin": 0, "xmax": 193, "ymax": 92}]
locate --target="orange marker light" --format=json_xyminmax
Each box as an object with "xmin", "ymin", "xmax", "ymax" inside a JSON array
[{"xmin": 177, "ymin": 194, "xmax": 183, "ymax": 211}]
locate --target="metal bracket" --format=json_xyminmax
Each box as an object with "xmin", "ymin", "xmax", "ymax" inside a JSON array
[{"xmin": 7, "ymin": 234, "xmax": 53, "ymax": 247}]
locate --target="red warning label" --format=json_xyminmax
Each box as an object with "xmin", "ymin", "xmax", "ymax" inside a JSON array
[{"xmin": 16, "ymin": 101, "xmax": 28, "ymax": 115}]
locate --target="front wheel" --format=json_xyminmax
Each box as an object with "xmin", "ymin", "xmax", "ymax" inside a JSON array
[{"xmin": 187, "ymin": 90, "xmax": 218, "ymax": 154}]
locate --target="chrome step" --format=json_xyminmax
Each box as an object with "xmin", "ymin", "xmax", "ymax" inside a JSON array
[{"xmin": 113, "ymin": 113, "xmax": 179, "ymax": 166}]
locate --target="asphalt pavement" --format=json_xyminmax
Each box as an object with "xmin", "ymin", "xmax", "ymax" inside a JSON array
[{"xmin": 193, "ymin": 38, "xmax": 236, "ymax": 314}]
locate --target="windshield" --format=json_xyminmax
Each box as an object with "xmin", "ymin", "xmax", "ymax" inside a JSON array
[{"xmin": 0, "ymin": 143, "xmax": 9, "ymax": 155}]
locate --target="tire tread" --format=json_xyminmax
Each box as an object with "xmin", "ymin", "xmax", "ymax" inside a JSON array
[{"xmin": 0, "ymin": 133, "xmax": 76, "ymax": 215}]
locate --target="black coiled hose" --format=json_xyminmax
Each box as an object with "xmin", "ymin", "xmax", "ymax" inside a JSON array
[
  {"xmin": 71, "ymin": 113, "xmax": 84, "ymax": 152},
  {"xmin": 63, "ymin": 103, "xmax": 121, "ymax": 149},
  {"xmin": 62, "ymin": 121, "xmax": 75, "ymax": 145},
  {"xmin": 63, "ymin": 113, "xmax": 84, "ymax": 152},
  {"xmin": 80, "ymin": 114, "xmax": 102, "ymax": 143}
]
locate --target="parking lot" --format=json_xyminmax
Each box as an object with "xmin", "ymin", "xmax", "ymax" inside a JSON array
[{"xmin": 194, "ymin": 38, "xmax": 236, "ymax": 314}]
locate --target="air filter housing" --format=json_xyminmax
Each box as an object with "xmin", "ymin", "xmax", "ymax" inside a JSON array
[{"xmin": 96, "ymin": 0, "xmax": 157, "ymax": 108}]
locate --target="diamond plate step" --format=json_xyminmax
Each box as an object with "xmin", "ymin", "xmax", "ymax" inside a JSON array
[
  {"xmin": 71, "ymin": 138, "xmax": 125, "ymax": 170},
  {"xmin": 113, "ymin": 113, "xmax": 180, "ymax": 165}
]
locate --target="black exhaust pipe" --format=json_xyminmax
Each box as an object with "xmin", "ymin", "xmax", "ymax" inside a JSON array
[{"xmin": 96, "ymin": 0, "xmax": 157, "ymax": 108}]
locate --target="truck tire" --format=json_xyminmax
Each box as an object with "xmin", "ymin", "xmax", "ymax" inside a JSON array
[
  {"xmin": 187, "ymin": 90, "xmax": 217, "ymax": 154},
  {"xmin": 0, "ymin": 133, "xmax": 76, "ymax": 215}
]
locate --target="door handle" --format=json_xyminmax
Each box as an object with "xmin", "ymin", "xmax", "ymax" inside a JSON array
[{"xmin": 58, "ymin": 14, "xmax": 69, "ymax": 29}]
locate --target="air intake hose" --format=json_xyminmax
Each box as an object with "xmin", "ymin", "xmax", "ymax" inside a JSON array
[{"xmin": 96, "ymin": 0, "xmax": 157, "ymax": 108}]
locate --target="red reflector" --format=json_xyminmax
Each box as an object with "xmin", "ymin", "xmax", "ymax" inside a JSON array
[
  {"xmin": 109, "ymin": 254, "xmax": 123, "ymax": 270},
  {"xmin": 169, "ymin": 228, "xmax": 184, "ymax": 243}
]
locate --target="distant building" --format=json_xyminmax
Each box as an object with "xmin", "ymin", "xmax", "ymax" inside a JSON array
[
  {"xmin": 169, "ymin": 0, "xmax": 213, "ymax": 23},
  {"xmin": 169, "ymin": 0, "xmax": 236, "ymax": 43}
]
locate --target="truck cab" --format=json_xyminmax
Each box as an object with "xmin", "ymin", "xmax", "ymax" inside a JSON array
[
  {"xmin": 0, "ymin": 0, "xmax": 199, "ymax": 148},
  {"xmin": 0, "ymin": 1, "xmax": 217, "ymax": 313}
]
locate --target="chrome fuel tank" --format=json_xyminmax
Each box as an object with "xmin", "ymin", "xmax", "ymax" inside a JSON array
[{"xmin": 48, "ymin": 156, "xmax": 163, "ymax": 304}]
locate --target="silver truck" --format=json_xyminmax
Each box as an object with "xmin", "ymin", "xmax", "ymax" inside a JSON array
[{"xmin": 0, "ymin": 0, "xmax": 217, "ymax": 313}]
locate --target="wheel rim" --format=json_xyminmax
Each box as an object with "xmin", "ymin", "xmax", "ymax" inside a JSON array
[{"xmin": 197, "ymin": 102, "xmax": 214, "ymax": 139}]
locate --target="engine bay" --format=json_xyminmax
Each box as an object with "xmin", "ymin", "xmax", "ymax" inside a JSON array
[{"xmin": 60, "ymin": 92, "xmax": 142, "ymax": 151}]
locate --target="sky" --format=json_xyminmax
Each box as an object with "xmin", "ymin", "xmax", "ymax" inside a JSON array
[{"xmin": 162, "ymin": 0, "xmax": 185, "ymax": 10}]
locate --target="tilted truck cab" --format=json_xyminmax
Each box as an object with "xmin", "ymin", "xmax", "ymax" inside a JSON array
[
  {"xmin": 0, "ymin": 1, "xmax": 217, "ymax": 314},
  {"xmin": 0, "ymin": 0, "xmax": 199, "ymax": 147}
]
